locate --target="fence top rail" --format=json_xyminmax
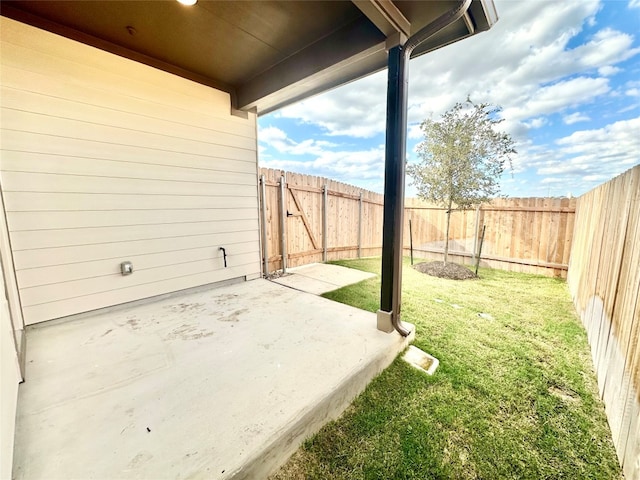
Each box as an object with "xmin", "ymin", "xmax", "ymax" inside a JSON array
[
  {"xmin": 262, "ymin": 169, "xmax": 577, "ymax": 214},
  {"xmin": 262, "ymin": 184, "xmax": 577, "ymax": 214},
  {"xmin": 262, "ymin": 179, "xmax": 384, "ymax": 205},
  {"xmin": 405, "ymin": 205, "xmax": 575, "ymax": 213},
  {"xmin": 481, "ymin": 206, "xmax": 575, "ymax": 213}
]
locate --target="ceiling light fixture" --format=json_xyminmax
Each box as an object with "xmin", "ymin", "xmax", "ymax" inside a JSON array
[{"xmin": 177, "ymin": 0, "xmax": 197, "ymax": 5}]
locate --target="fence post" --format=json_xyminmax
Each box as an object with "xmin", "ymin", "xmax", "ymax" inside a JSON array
[
  {"xmin": 260, "ymin": 174, "xmax": 269, "ymax": 277},
  {"xmin": 473, "ymin": 204, "xmax": 480, "ymax": 261},
  {"xmin": 323, "ymin": 184, "xmax": 328, "ymax": 262},
  {"xmin": 279, "ymin": 174, "xmax": 287, "ymax": 273},
  {"xmin": 475, "ymin": 224, "xmax": 486, "ymax": 276},
  {"xmin": 409, "ymin": 218, "xmax": 414, "ymax": 265},
  {"xmin": 358, "ymin": 192, "xmax": 363, "ymax": 258}
]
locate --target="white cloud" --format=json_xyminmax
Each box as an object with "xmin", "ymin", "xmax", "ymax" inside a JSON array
[
  {"xmin": 274, "ymin": 0, "xmax": 638, "ymax": 142},
  {"xmin": 259, "ymin": 125, "xmax": 338, "ymax": 156},
  {"xmin": 571, "ymin": 28, "xmax": 639, "ymax": 67},
  {"xmin": 277, "ymin": 72, "xmax": 387, "ymax": 138},
  {"xmin": 407, "ymin": 124, "xmax": 423, "ymax": 140},
  {"xmin": 259, "ymin": 0, "xmax": 640, "ymax": 197},
  {"xmin": 258, "ymin": 125, "xmax": 386, "ymax": 190},
  {"xmin": 618, "ymin": 104, "xmax": 640, "ymax": 113},
  {"xmin": 261, "ymin": 146, "xmax": 386, "ymax": 190},
  {"xmin": 501, "ymin": 77, "xmax": 610, "ymax": 122},
  {"xmin": 408, "ymin": 4, "xmax": 636, "ymax": 123},
  {"xmin": 598, "ymin": 65, "xmax": 622, "ymax": 76},
  {"xmin": 524, "ymin": 117, "xmax": 549, "ymax": 129},
  {"xmin": 555, "ymin": 116, "xmax": 639, "ymax": 151},
  {"xmin": 541, "ymin": 177, "xmax": 567, "ymax": 184},
  {"xmin": 533, "ymin": 117, "xmax": 640, "ymax": 192},
  {"xmin": 563, "ymin": 112, "xmax": 591, "ymax": 124},
  {"xmin": 259, "ymin": 125, "xmax": 288, "ymax": 144}
]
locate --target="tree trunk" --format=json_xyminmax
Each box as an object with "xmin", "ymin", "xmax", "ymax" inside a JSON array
[{"xmin": 444, "ymin": 198, "xmax": 452, "ymax": 264}]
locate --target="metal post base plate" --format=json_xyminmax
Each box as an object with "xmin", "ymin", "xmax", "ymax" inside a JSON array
[{"xmin": 376, "ymin": 309, "xmax": 394, "ymax": 333}]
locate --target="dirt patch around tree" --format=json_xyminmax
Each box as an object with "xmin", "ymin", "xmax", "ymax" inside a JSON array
[{"xmin": 413, "ymin": 261, "xmax": 477, "ymax": 280}]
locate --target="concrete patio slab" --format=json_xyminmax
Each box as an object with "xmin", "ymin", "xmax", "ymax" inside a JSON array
[
  {"xmin": 271, "ymin": 263, "xmax": 377, "ymax": 295},
  {"xmin": 12, "ymin": 279, "xmax": 412, "ymax": 480}
]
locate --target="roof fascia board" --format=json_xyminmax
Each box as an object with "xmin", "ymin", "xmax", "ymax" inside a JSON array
[
  {"xmin": 254, "ymin": 9, "xmax": 485, "ymax": 115},
  {"xmin": 410, "ymin": 22, "xmax": 473, "ymax": 59},
  {"xmin": 254, "ymin": 43, "xmax": 386, "ymax": 115},
  {"xmin": 351, "ymin": 0, "xmax": 410, "ymax": 39},
  {"xmin": 468, "ymin": 0, "xmax": 498, "ymax": 32},
  {"xmin": 236, "ymin": 16, "xmax": 385, "ymax": 112}
]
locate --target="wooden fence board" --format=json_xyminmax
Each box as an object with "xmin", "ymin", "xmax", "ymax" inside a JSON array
[{"xmin": 567, "ymin": 165, "xmax": 640, "ymax": 479}]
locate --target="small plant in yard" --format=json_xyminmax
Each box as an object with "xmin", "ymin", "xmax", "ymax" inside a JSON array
[
  {"xmin": 407, "ymin": 99, "xmax": 516, "ymax": 264},
  {"xmin": 271, "ymin": 258, "xmax": 622, "ymax": 480}
]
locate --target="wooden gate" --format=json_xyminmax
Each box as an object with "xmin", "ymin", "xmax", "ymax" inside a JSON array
[{"xmin": 259, "ymin": 169, "xmax": 384, "ymax": 273}]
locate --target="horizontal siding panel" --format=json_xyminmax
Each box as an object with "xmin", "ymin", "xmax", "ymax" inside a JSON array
[
  {"xmin": 2, "ymin": 108, "xmax": 256, "ymax": 152},
  {"xmin": 2, "ymin": 171, "xmax": 257, "ymax": 195},
  {"xmin": 0, "ymin": 67, "xmax": 254, "ymax": 137},
  {"xmin": 7, "ymin": 208, "xmax": 258, "ymax": 231},
  {"xmin": 12, "ymin": 220, "xmax": 259, "ymax": 250},
  {"xmin": 22, "ymin": 263, "xmax": 260, "ymax": 325},
  {"xmin": 2, "ymin": 18, "xmax": 260, "ymax": 323},
  {"xmin": 20, "ymin": 251, "xmax": 260, "ymax": 307},
  {"xmin": 0, "ymin": 27, "xmax": 250, "ymax": 121},
  {"xmin": 1, "ymin": 86, "xmax": 255, "ymax": 144},
  {"xmin": 13, "ymin": 231, "xmax": 260, "ymax": 270},
  {"xmin": 4, "ymin": 192, "xmax": 257, "ymax": 212},
  {"xmin": 2, "ymin": 158, "xmax": 257, "ymax": 191},
  {"xmin": 17, "ymin": 240, "xmax": 260, "ymax": 288},
  {"xmin": 1, "ymin": 131, "xmax": 257, "ymax": 166},
  {"xmin": 2, "ymin": 65, "xmax": 256, "ymax": 137}
]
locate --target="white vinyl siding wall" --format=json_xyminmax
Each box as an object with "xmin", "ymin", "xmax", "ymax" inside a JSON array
[
  {"xmin": 1, "ymin": 259, "xmax": 20, "ymax": 479},
  {"xmin": 0, "ymin": 18, "xmax": 261, "ymax": 325}
]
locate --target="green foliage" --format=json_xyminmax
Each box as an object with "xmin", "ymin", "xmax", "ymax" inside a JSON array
[{"xmin": 407, "ymin": 99, "xmax": 516, "ymax": 209}]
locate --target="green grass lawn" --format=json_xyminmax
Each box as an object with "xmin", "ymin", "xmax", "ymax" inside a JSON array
[{"xmin": 271, "ymin": 258, "xmax": 622, "ymax": 480}]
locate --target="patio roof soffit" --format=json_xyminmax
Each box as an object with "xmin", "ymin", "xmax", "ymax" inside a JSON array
[
  {"xmin": 0, "ymin": 0, "xmax": 497, "ymax": 116},
  {"xmin": 237, "ymin": 0, "xmax": 416, "ymax": 114},
  {"xmin": 232, "ymin": 0, "xmax": 497, "ymax": 114}
]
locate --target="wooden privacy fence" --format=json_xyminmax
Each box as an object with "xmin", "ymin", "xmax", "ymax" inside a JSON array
[
  {"xmin": 405, "ymin": 197, "xmax": 576, "ymax": 277},
  {"xmin": 260, "ymin": 166, "xmax": 638, "ymax": 474},
  {"xmin": 567, "ymin": 165, "xmax": 639, "ymax": 480},
  {"xmin": 259, "ymin": 168, "xmax": 576, "ymax": 278}
]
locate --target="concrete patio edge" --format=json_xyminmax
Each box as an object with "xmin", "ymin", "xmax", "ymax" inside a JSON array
[
  {"xmin": 12, "ymin": 277, "xmax": 415, "ymax": 480},
  {"xmin": 231, "ymin": 326, "xmax": 415, "ymax": 479}
]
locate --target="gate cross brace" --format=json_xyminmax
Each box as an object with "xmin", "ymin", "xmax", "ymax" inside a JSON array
[{"xmin": 289, "ymin": 189, "xmax": 320, "ymax": 250}]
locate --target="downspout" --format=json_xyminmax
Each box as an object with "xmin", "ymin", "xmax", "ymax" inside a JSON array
[{"xmin": 378, "ymin": 0, "xmax": 473, "ymax": 336}]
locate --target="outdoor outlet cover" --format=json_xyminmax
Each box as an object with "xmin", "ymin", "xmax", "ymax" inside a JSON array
[
  {"xmin": 402, "ymin": 345, "xmax": 439, "ymax": 375},
  {"xmin": 121, "ymin": 261, "xmax": 133, "ymax": 275}
]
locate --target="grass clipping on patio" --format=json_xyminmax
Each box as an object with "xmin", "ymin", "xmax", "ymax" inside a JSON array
[{"xmin": 270, "ymin": 258, "xmax": 622, "ymax": 480}]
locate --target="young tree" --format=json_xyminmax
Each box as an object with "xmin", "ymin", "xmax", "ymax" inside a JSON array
[{"xmin": 407, "ymin": 99, "xmax": 516, "ymax": 264}]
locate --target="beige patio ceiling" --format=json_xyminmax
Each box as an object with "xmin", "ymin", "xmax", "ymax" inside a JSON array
[{"xmin": 0, "ymin": 0, "xmax": 497, "ymax": 115}]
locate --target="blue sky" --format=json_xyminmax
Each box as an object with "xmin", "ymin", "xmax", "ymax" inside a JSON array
[{"xmin": 257, "ymin": 0, "xmax": 640, "ymax": 198}]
